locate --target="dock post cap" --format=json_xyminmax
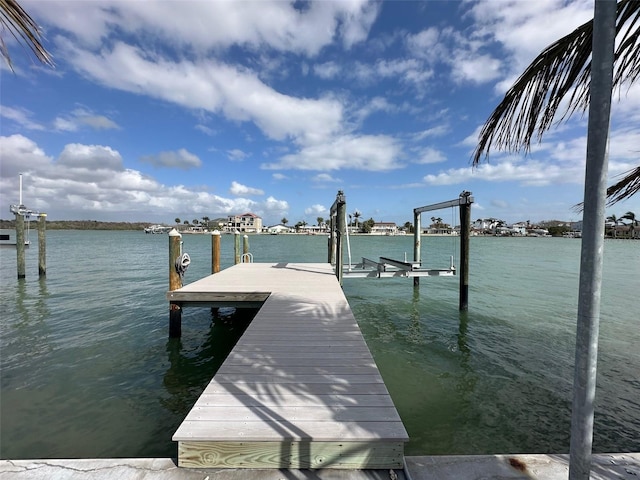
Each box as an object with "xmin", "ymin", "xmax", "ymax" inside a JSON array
[
  {"xmin": 168, "ymin": 228, "xmax": 182, "ymax": 237},
  {"xmin": 211, "ymin": 230, "xmax": 220, "ymax": 236},
  {"xmin": 243, "ymin": 234, "xmax": 248, "ymax": 238}
]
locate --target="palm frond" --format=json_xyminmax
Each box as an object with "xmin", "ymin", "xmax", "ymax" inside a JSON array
[
  {"xmin": 606, "ymin": 167, "xmax": 640, "ymax": 205},
  {"xmin": 473, "ymin": 0, "xmax": 640, "ymax": 206},
  {"xmin": 0, "ymin": 0, "xmax": 54, "ymax": 71},
  {"xmin": 474, "ymin": 0, "xmax": 640, "ymax": 164}
]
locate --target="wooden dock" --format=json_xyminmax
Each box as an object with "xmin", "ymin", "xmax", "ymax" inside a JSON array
[{"xmin": 168, "ymin": 262, "xmax": 409, "ymax": 469}]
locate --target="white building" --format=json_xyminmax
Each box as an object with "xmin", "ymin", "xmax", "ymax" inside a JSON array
[
  {"xmin": 371, "ymin": 222, "xmax": 398, "ymax": 235},
  {"xmin": 225, "ymin": 213, "xmax": 263, "ymax": 233}
]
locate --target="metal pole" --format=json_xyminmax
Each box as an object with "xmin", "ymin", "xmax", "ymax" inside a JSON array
[
  {"xmin": 569, "ymin": 1, "xmax": 616, "ymax": 478},
  {"xmin": 413, "ymin": 210, "xmax": 421, "ymax": 287}
]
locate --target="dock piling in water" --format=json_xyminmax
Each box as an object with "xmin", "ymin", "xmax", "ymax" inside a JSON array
[
  {"xmin": 38, "ymin": 214, "xmax": 46, "ymax": 277},
  {"xmin": 168, "ymin": 229, "xmax": 182, "ymax": 338},
  {"xmin": 15, "ymin": 213, "xmax": 25, "ymax": 279},
  {"xmin": 211, "ymin": 230, "xmax": 220, "ymax": 274},
  {"xmin": 234, "ymin": 231, "xmax": 241, "ymax": 264}
]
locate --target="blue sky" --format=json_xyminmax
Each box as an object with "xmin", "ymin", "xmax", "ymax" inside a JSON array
[{"xmin": 1, "ymin": 0, "xmax": 639, "ymax": 226}]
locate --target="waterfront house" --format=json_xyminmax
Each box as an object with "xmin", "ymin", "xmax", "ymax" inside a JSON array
[
  {"xmin": 225, "ymin": 213, "xmax": 263, "ymax": 233},
  {"xmin": 371, "ymin": 222, "xmax": 398, "ymax": 235}
]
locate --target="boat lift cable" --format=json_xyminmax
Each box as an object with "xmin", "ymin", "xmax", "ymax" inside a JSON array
[{"xmin": 344, "ymin": 208, "xmax": 352, "ymax": 271}]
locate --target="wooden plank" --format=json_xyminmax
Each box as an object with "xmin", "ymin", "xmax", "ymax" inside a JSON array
[
  {"xmin": 166, "ymin": 291, "xmax": 270, "ymax": 303},
  {"xmin": 202, "ymin": 381, "xmax": 391, "ymax": 396},
  {"xmin": 177, "ymin": 440, "xmax": 404, "ymax": 469},
  {"xmin": 185, "ymin": 406, "xmax": 402, "ymax": 422},
  {"xmin": 213, "ymin": 374, "xmax": 385, "ymax": 385},
  {"xmin": 173, "ymin": 420, "xmax": 409, "ymax": 442},
  {"xmin": 193, "ymin": 393, "xmax": 397, "ymax": 408},
  {"xmin": 217, "ymin": 364, "xmax": 380, "ymax": 375}
]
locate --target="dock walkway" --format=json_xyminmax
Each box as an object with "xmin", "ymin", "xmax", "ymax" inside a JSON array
[{"xmin": 167, "ymin": 262, "xmax": 409, "ymax": 469}]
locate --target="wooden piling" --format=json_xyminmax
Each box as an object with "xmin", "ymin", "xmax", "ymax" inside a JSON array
[
  {"xmin": 243, "ymin": 235, "xmax": 249, "ymax": 261},
  {"xmin": 38, "ymin": 214, "xmax": 46, "ymax": 277},
  {"xmin": 211, "ymin": 230, "xmax": 220, "ymax": 274},
  {"xmin": 234, "ymin": 231, "xmax": 241, "ymax": 265},
  {"xmin": 459, "ymin": 200, "xmax": 471, "ymax": 311},
  {"xmin": 15, "ymin": 213, "xmax": 25, "ymax": 279},
  {"xmin": 169, "ymin": 229, "xmax": 182, "ymax": 338}
]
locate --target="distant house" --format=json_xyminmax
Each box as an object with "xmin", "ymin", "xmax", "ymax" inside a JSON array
[
  {"xmin": 266, "ymin": 224, "xmax": 293, "ymax": 234},
  {"xmin": 371, "ymin": 222, "xmax": 398, "ymax": 235},
  {"xmin": 225, "ymin": 213, "xmax": 263, "ymax": 233}
]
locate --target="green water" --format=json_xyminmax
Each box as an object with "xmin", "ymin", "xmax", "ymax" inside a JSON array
[{"xmin": 0, "ymin": 231, "xmax": 638, "ymax": 458}]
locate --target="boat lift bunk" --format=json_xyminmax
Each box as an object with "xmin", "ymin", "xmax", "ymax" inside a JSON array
[{"xmin": 343, "ymin": 255, "xmax": 456, "ymax": 279}]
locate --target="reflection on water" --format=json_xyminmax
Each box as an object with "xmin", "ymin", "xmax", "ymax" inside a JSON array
[{"xmin": 162, "ymin": 308, "xmax": 255, "ymax": 416}]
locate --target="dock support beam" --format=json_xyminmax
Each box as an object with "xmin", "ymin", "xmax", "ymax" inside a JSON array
[
  {"xmin": 459, "ymin": 195, "xmax": 471, "ymax": 311},
  {"xmin": 15, "ymin": 213, "xmax": 25, "ymax": 279},
  {"xmin": 330, "ymin": 190, "xmax": 346, "ymax": 285},
  {"xmin": 169, "ymin": 229, "xmax": 182, "ymax": 338},
  {"xmin": 413, "ymin": 210, "xmax": 421, "ymax": 287},
  {"xmin": 38, "ymin": 214, "xmax": 46, "ymax": 277}
]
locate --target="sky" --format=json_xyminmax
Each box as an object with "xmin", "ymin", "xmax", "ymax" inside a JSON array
[{"xmin": 1, "ymin": 0, "xmax": 639, "ymax": 227}]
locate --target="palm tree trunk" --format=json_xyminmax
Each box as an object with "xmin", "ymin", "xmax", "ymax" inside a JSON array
[{"xmin": 569, "ymin": 1, "xmax": 616, "ymax": 479}]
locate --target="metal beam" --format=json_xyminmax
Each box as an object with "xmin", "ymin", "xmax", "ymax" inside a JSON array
[{"xmin": 414, "ymin": 193, "xmax": 474, "ymax": 214}]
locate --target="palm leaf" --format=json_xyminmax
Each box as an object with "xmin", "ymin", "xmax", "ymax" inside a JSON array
[
  {"xmin": 0, "ymin": 0, "xmax": 54, "ymax": 71},
  {"xmin": 473, "ymin": 0, "xmax": 640, "ymax": 205}
]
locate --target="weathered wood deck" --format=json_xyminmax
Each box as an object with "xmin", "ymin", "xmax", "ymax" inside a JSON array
[{"xmin": 168, "ymin": 262, "xmax": 409, "ymax": 469}]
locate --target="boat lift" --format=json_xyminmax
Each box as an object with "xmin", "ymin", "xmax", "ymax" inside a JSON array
[{"xmin": 328, "ymin": 190, "xmax": 474, "ymax": 310}]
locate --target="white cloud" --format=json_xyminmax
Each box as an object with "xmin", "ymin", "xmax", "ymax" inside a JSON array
[
  {"xmin": 0, "ymin": 135, "xmax": 289, "ymax": 221},
  {"xmin": 272, "ymin": 173, "xmax": 288, "ymax": 180},
  {"xmin": 53, "ymin": 108, "xmax": 120, "ymax": 132},
  {"xmin": 31, "ymin": 0, "xmax": 378, "ymax": 56},
  {"xmin": 467, "ymin": 0, "xmax": 593, "ymax": 86},
  {"xmin": 0, "ymin": 106, "xmax": 45, "ymax": 131},
  {"xmin": 313, "ymin": 173, "xmax": 341, "ymax": 183},
  {"xmin": 0, "ymin": 135, "xmax": 52, "ymax": 178},
  {"xmin": 58, "ymin": 143, "xmax": 124, "ymax": 171},
  {"xmin": 413, "ymin": 147, "xmax": 447, "ymax": 165},
  {"xmin": 230, "ymin": 181, "xmax": 264, "ymax": 196},
  {"xmin": 262, "ymin": 134, "xmax": 403, "ymax": 171},
  {"xmin": 314, "ymin": 61, "xmax": 342, "ymax": 79},
  {"xmin": 304, "ymin": 204, "xmax": 327, "ymax": 216},
  {"xmin": 53, "ymin": 117, "xmax": 78, "ymax": 132},
  {"xmin": 140, "ymin": 148, "xmax": 202, "ymax": 169},
  {"xmin": 60, "ymin": 40, "xmax": 344, "ymax": 144},
  {"xmin": 423, "ymin": 160, "xmax": 585, "ymax": 187},
  {"xmin": 227, "ymin": 149, "xmax": 249, "ymax": 162}
]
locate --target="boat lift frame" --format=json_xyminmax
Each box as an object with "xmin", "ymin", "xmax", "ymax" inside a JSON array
[{"xmin": 328, "ymin": 190, "xmax": 473, "ymax": 310}]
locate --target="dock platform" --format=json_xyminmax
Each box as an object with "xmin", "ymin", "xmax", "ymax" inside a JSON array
[{"xmin": 167, "ymin": 262, "xmax": 409, "ymax": 469}]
